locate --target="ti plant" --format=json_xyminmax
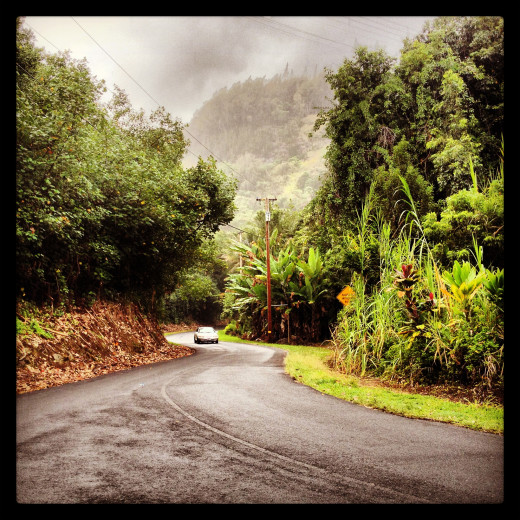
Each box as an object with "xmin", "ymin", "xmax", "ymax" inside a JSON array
[
  {"xmin": 393, "ymin": 263, "xmax": 421, "ymax": 319},
  {"xmin": 483, "ymin": 268, "xmax": 504, "ymax": 311},
  {"xmin": 442, "ymin": 261, "xmax": 486, "ymax": 317},
  {"xmin": 394, "ymin": 263, "xmax": 436, "ymax": 347}
]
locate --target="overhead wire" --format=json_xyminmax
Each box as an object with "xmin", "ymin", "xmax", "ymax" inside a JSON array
[
  {"xmin": 351, "ymin": 16, "xmax": 409, "ymax": 41},
  {"xmin": 247, "ymin": 16, "xmax": 356, "ymax": 51},
  {"xmin": 25, "ymin": 23, "xmax": 61, "ymax": 52},
  {"xmin": 366, "ymin": 16, "xmax": 425, "ymax": 33},
  {"xmin": 70, "ymin": 17, "xmax": 163, "ymax": 107},
  {"xmin": 326, "ymin": 16, "xmax": 407, "ymax": 44},
  {"xmin": 221, "ymin": 223, "xmax": 264, "ymax": 241},
  {"xmin": 253, "ymin": 16, "xmax": 418, "ymax": 52}
]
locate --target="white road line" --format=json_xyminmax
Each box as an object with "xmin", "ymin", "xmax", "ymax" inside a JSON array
[{"xmin": 160, "ymin": 379, "xmax": 431, "ymax": 503}]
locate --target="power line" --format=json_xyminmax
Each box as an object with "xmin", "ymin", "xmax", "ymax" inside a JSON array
[
  {"xmin": 71, "ymin": 17, "xmax": 162, "ymax": 107},
  {"xmin": 351, "ymin": 17, "xmax": 409, "ymax": 41},
  {"xmin": 25, "ymin": 23, "xmax": 61, "ymax": 52},
  {"xmin": 222, "ymin": 223, "xmax": 264, "ymax": 241},
  {"xmin": 248, "ymin": 16, "xmax": 356, "ymax": 51},
  {"xmin": 327, "ymin": 16, "xmax": 405, "ymax": 44},
  {"xmin": 369, "ymin": 16, "xmax": 426, "ymax": 33},
  {"xmin": 223, "ymin": 223, "xmax": 248, "ymax": 234},
  {"xmin": 253, "ymin": 16, "xmax": 413, "ymax": 51},
  {"xmin": 248, "ymin": 16, "xmax": 421, "ymax": 63}
]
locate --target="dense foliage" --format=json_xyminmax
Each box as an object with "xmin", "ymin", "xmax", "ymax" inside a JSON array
[
  {"xmin": 327, "ymin": 182, "xmax": 503, "ymax": 391},
  {"xmin": 16, "ymin": 21, "xmax": 236, "ymax": 311},
  {"xmin": 223, "ymin": 16, "xmax": 504, "ymax": 391},
  {"xmin": 160, "ymin": 237, "xmax": 230, "ymax": 324},
  {"xmin": 305, "ymin": 17, "xmax": 503, "ymax": 242},
  {"xmin": 17, "ymin": 16, "xmax": 504, "ymax": 392},
  {"xmin": 187, "ymin": 72, "xmax": 331, "ymax": 225},
  {"xmin": 188, "ymin": 72, "xmax": 331, "ymax": 164}
]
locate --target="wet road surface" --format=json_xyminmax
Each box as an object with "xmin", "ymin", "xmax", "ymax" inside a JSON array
[{"xmin": 16, "ymin": 332, "xmax": 504, "ymax": 503}]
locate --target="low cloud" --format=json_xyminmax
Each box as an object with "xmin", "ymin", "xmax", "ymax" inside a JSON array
[{"xmin": 24, "ymin": 16, "xmax": 432, "ymax": 123}]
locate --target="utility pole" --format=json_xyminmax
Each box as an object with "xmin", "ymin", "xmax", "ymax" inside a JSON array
[
  {"xmin": 238, "ymin": 231, "xmax": 243, "ymax": 268},
  {"xmin": 257, "ymin": 196, "xmax": 277, "ymax": 342}
]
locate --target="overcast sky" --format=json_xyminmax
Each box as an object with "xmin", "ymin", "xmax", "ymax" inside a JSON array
[{"xmin": 22, "ymin": 16, "xmax": 434, "ymax": 124}]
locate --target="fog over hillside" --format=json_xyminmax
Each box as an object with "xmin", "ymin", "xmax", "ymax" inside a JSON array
[
  {"xmin": 24, "ymin": 16, "xmax": 433, "ymax": 227},
  {"xmin": 25, "ymin": 16, "xmax": 431, "ymax": 124},
  {"xmin": 184, "ymin": 72, "xmax": 333, "ymax": 226}
]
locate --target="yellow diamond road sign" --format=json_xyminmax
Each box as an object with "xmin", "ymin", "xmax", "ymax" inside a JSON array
[{"xmin": 337, "ymin": 285, "xmax": 355, "ymax": 306}]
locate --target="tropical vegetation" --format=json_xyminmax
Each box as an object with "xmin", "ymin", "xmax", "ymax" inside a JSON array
[
  {"xmin": 223, "ymin": 235, "xmax": 329, "ymax": 343},
  {"xmin": 222, "ymin": 16, "xmax": 504, "ymax": 396},
  {"xmin": 16, "ymin": 16, "xmax": 504, "ymax": 401}
]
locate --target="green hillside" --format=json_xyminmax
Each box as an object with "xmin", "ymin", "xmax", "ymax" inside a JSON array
[{"xmin": 183, "ymin": 73, "xmax": 332, "ymax": 226}]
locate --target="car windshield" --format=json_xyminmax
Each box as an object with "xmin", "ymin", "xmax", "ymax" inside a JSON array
[{"xmin": 199, "ymin": 327, "xmax": 215, "ymax": 333}]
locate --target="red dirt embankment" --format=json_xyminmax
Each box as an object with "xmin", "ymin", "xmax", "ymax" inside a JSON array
[{"xmin": 16, "ymin": 301, "xmax": 195, "ymax": 394}]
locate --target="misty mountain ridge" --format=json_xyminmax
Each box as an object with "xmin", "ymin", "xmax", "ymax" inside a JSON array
[{"xmin": 183, "ymin": 70, "xmax": 332, "ymax": 227}]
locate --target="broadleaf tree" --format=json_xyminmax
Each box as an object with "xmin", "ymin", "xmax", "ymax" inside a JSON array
[{"xmin": 16, "ymin": 20, "xmax": 236, "ymax": 310}]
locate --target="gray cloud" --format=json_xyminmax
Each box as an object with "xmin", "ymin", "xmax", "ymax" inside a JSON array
[{"xmin": 23, "ymin": 16, "xmax": 433, "ymax": 123}]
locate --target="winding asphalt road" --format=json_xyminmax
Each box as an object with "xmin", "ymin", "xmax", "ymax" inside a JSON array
[{"xmin": 16, "ymin": 332, "xmax": 504, "ymax": 504}]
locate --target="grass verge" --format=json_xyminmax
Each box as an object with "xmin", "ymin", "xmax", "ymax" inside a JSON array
[{"xmin": 218, "ymin": 331, "xmax": 503, "ymax": 435}]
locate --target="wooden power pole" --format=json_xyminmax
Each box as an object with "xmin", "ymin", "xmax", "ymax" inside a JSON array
[{"xmin": 257, "ymin": 197, "xmax": 277, "ymax": 342}]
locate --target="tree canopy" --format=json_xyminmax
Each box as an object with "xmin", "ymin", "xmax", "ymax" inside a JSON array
[
  {"xmin": 16, "ymin": 20, "xmax": 236, "ymax": 309},
  {"xmin": 305, "ymin": 16, "xmax": 503, "ymax": 242}
]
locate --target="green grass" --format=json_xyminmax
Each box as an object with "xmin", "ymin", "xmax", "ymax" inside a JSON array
[{"xmin": 218, "ymin": 331, "xmax": 503, "ymax": 434}]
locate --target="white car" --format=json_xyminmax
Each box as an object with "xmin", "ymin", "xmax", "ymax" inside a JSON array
[{"xmin": 194, "ymin": 326, "xmax": 219, "ymax": 344}]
